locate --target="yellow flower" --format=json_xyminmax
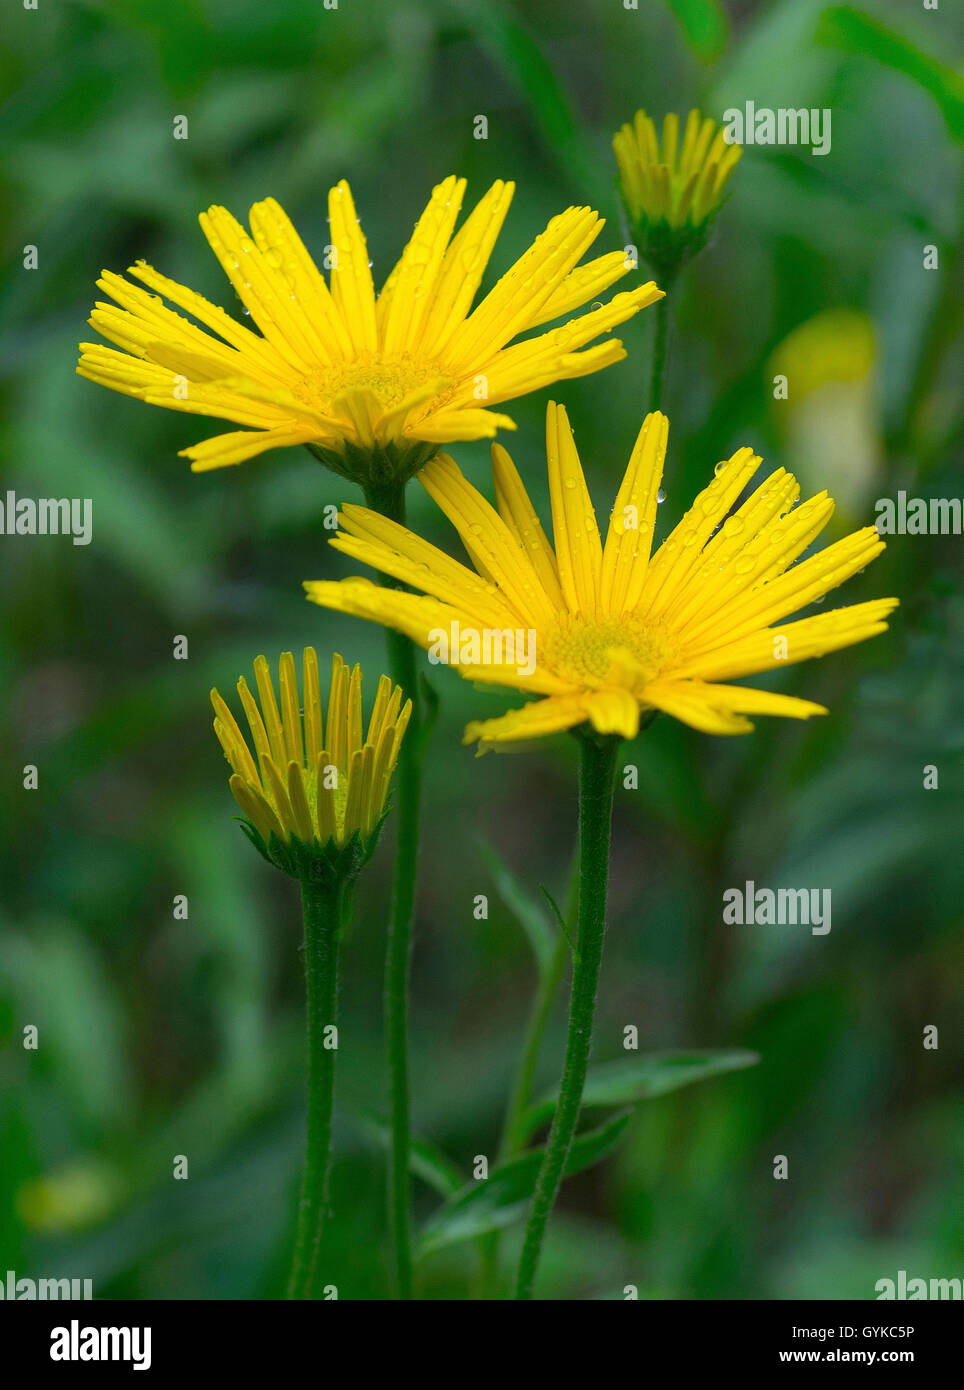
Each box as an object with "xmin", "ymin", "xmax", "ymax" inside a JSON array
[
  {"xmin": 78, "ymin": 178, "xmax": 662, "ymax": 483},
  {"xmin": 305, "ymin": 404, "xmax": 897, "ymax": 748},
  {"xmin": 614, "ymin": 108, "xmax": 741, "ymax": 231},
  {"xmin": 769, "ymin": 308, "xmax": 876, "ymax": 404},
  {"xmin": 212, "ymin": 649, "xmax": 411, "ymax": 875},
  {"xmin": 769, "ymin": 309, "xmax": 880, "ymax": 523}
]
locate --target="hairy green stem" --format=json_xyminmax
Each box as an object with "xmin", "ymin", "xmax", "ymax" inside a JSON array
[
  {"xmin": 649, "ymin": 293, "xmax": 670, "ymax": 413},
  {"xmin": 287, "ymin": 875, "xmax": 347, "ymax": 1300},
  {"xmin": 364, "ymin": 475, "xmax": 422, "ymax": 1301},
  {"xmin": 477, "ymin": 929, "xmax": 568, "ymax": 1299},
  {"xmin": 514, "ymin": 732, "xmax": 620, "ymax": 1300},
  {"xmin": 478, "ymin": 858, "xmax": 579, "ymax": 1299}
]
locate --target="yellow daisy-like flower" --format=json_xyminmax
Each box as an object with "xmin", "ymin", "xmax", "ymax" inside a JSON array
[
  {"xmin": 305, "ymin": 403, "xmax": 897, "ymax": 748},
  {"xmin": 614, "ymin": 108, "xmax": 741, "ymax": 231},
  {"xmin": 211, "ymin": 649, "xmax": 411, "ymax": 876},
  {"xmin": 77, "ymin": 178, "xmax": 662, "ymax": 484}
]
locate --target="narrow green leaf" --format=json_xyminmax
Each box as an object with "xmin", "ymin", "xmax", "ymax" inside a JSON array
[
  {"xmin": 457, "ymin": 0, "xmax": 603, "ymax": 200},
  {"xmin": 667, "ymin": 0, "xmax": 730, "ymax": 63},
  {"xmin": 817, "ymin": 6, "xmax": 964, "ymax": 142},
  {"xmin": 354, "ymin": 1112, "xmax": 464, "ymax": 1199},
  {"xmin": 417, "ymin": 1112, "xmax": 631, "ymax": 1258},
  {"xmin": 479, "ymin": 839, "xmax": 557, "ymax": 978},
  {"xmin": 519, "ymin": 1050, "xmax": 761, "ymax": 1137}
]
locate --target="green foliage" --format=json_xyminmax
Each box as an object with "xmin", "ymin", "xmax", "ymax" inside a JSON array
[
  {"xmin": 519, "ymin": 1051, "xmax": 761, "ymax": 1137},
  {"xmin": 0, "ymin": 0, "xmax": 960, "ymax": 1300},
  {"xmin": 418, "ymin": 1113, "xmax": 631, "ymax": 1256},
  {"xmin": 667, "ymin": 0, "xmax": 729, "ymax": 64},
  {"xmin": 817, "ymin": 6, "xmax": 964, "ymax": 141}
]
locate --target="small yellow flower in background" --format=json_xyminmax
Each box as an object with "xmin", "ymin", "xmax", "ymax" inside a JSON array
[
  {"xmin": 212, "ymin": 649, "xmax": 411, "ymax": 878},
  {"xmin": 770, "ymin": 308, "xmax": 876, "ymax": 401},
  {"xmin": 769, "ymin": 308, "xmax": 881, "ymax": 524},
  {"xmin": 17, "ymin": 1162, "xmax": 119, "ymax": 1235},
  {"xmin": 305, "ymin": 403, "xmax": 897, "ymax": 749},
  {"xmin": 78, "ymin": 178, "xmax": 662, "ymax": 486},
  {"xmin": 614, "ymin": 109, "xmax": 741, "ymax": 278}
]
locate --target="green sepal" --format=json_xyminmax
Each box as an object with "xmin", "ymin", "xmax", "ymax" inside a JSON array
[
  {"xmin": 305, "ymin": 437, "xmax": 441, "ymax": 493},
  {"xmin": 233, "ymin": 815, "xmax": 387, "ymax": 886},
  {"xmin": 617, "ymin": 177, "xmax": 732, "ymax": 285}
]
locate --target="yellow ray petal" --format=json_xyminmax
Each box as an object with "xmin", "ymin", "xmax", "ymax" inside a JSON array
[
  {"xmin": 527, "ymin": 249, "xmax": 636, "ymax": 328},
  {"xmin": 469, "ymin": 283, "xmax": 662, "ymax": 391},
  {"xmin": 286, "ymin": 761, "xmax": 314, "ymax": 843},
  {"xmin": 210, "ymin": 689, "xmax": 259, "ymax": 783},
  {"xmin": 128, "ymin": 261, "xmax": 291, "ymax": 381},
  {"xmin": 463, "ymin": 693, "xmax": 591, "ymax": 748},
  {"xmin": 252, "ymin": 656, "xmax": 286, "ymax": 765},
  {"xmin": 600, "ymin": 411, "xmax": 668, "ymax": 616},
  {"xmin": 140, "ymin": 378, "xmax": 298, "ymax": 429},
  {"xmin": 377, "ymin": 175, "xmax": 466, "ymax": 357},
  {"xmin": 77, "ymin": 345, "xmax": 181, "ymax": 399},
  {"xmin": 180, "ymin": 424, "xmax": 318, "ymax": 471},
  {"xmin": 327, "ymin": 181, "xmax": 378, "ymax": 355},
  {"xmin": 236, "ymin": 675, "xmax": 272, "ymax": 770},
  {"xmin": 315, "ymin": 752, "xmax": 337, "ymax": 843},
  {"xmin": 331, "ymin": 513, "xmax": 520, "ymax": 629},
  {"xmin": 643, "ymin": 684, "xmax": 754, "ymax": 735},
  {"xmin": 545, "ymin": 402, "xmax": 601, "ymax": 615},
  {"xmin": 491, "ymin": 442, "xmax": 565, "ymax": 611},
  {"xmin": 305, "ymin": 577, "xmax": 468, "ymax": 659},
  {"xmin": 346, "ymin": 662, "xmax": 363, "ymax": 761},
  {"xmin": 472, "ymin": 340, "xmax": 629, "ymax": 409},
  {"xmin": 199, "ymin": 205, "xmax": 317, "ymax": 372},
  {"xmin": 366, "ymin": 673, "xmax": 393, "ymax": 746},
  {"xmin": 682, "ymin": 526, "xmax": 885, "ymax": 654},
  {"xmin": 417, "ymin": 180, "xmax": 515, "ymax": 359},
  {"xmin": 668, "ymin": 490, "xmax": 835, "ymax": 640},
  {"xmin": 303, "ymin": 647, "xmax": 324, "ymax": 767},
  {"xmin": 278, "ymin": 651, "xmax": 304, "ymax": 766},
  {"xmin": 325, "ymin": 653, "xmax": 348, "ymax": 773},
  {"xmin": 674, "ymin": 598, "xmax": 899, "ymax": 682},
  {"xmin": 247, "ymin": 196, "xmax": 353, "ymax": 362},
  {"xmin": 636, "ymin": 446, "xmax": 762, "ymax": 619},
  {"xmin": 584, "ymin": 689, "xmax": 641, "ymax": 738},
  {"xmin": 229, "ymin": 774, "xmax": 285, "ymax": 842},
  {"xmin": 414, "ymin": 407, "xmax": 517, "ymax": 443},
  {"xmin": 649, "ymin": 679, "xmax": 826, "ymax": 722},
  {"xmin": 343, "ymin": 745, "xmax": 372, "ymax": 839},
  {"xmin": 90, "ymin": 274, "xmax": 252, "ymax": 378},
  {"xmin": 260, "ymin": 755, "xmax": 296, "ymax": 837},
  {"xmin": 419, "ymin": 453, "xmax": 556, "ymax": 624},
  {"xmin": 450, "ymin": 206, "xmax": 604, "ymax": 368}
]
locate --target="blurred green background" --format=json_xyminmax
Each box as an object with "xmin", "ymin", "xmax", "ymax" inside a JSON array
[{"xmin": 1, "ymin": 0, "xmax": 962, "ymax": 1300}]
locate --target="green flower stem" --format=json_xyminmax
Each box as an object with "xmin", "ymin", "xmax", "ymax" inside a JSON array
[
  {"xmin": 287, "ymin": 874, "xmax": 347, "ymax": 1300},
  {"xmin": 649, "ymin": 293, "xmax": 669, "ymax": 413},
  {"xmin": 502, "ymin": 930, "xmax": 570, "ymax": 1160},
  {"xmin": 514, "ymin": 731, "xmax": 620, "ymax": 1300},
  {"xmin": 477, "ymin": 928, "xmax": 568, "ymax": 1299},
  {"xmin": 364, "ymin": 475, "xmax": 423, "ymax": 1302},
  {"xmin": 382, "ymin": 625, "xmax": 420, "ymax": 1302}
]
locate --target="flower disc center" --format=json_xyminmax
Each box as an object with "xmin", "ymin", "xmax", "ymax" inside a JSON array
[
  {"xmin": 296, "ymin": 359, "xmax": 456, "ymax": 416},
  {"xmin": 544, "ymin": 617, "xmax": 673, "ymax": 692}
]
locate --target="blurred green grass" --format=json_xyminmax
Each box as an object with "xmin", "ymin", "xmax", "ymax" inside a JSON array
[{"xmin": 0, "ymin": 0, "xmax": 962, "ymax": 1298}]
